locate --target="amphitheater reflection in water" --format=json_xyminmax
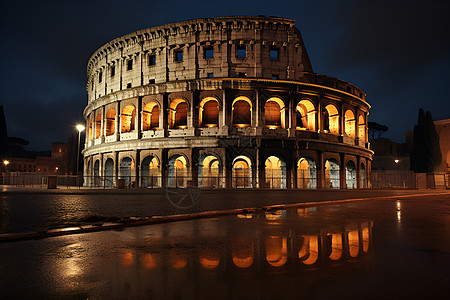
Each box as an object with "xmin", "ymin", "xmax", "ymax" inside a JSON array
[{"xmin": 89, "ymin": 208, "xmax": 373, "ymax": 298}]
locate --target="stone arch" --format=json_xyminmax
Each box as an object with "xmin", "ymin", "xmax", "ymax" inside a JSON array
[
  {"xmin": 297, "ymin": 157, "xmax": 317, "ymax": 189},
  {"xmin": 360, "ymin": 162, "xmax": 366, "ymax": 188},
  {"xmin": 266, "ymin": 236, "xmax": 288, "ymax": 267},
  {"xmin": 344, "ymin": 109, "xmax": 356, "ymax": 139},
  {"xmin": 232, "ymin": 96, "xmax": 252, "ymax": 127},
  {"xmin": 119, "ymin": 156, "xmax": 134, "ymax": 186},
  {"xmin": 296, "ymin": 99, "xmax": 316, "ymax": 131},
  {"xmin": 346, "ymin": 160, "xmax": 357, "ymax": 189},
  {"xmin": 88, "ymin": 115, "xmax": 94, "ymax": 140},
  {"xmin": 106, "ymin": 108, "xmax": 116, "ymax": 136},
  {"xmin": 142, "ymin": 102, "xmax": 159, "ymax": 131},
  {"xmin": 232, "ymin": 155, "xmax": 252, "ymax": 188},
  {"xmin": 168, "ymin": 154, "xmax": 189, "ymax": 187},
  {"xmin": 169, "ymin": 99, "xmax": 188, "ymax": 129},
  {"xmin": 93, "ymin": 159, "xmax": 100, "ymax": 187},
  {"xmin": 329, "ymin": 233, "xmax": 343, "ymax": 261},
  {"xmin": 198, "ymin": 154, "xmax": 221, "ymax": 188},
  {"xmin": 95, "ymin": 113, "xmax": 102, "ymax": 139},
  {"xmin": 121, "ymin": 105, "xmax": 136, "ymax": 133},
  {"xmin": 104, "ymin": 158, "xmax": 114, "ymax": 187},
  {"xmin": 265, "ymin": 97, "xmax": 285, "ymax": 129},
  {"xmin": 232, "ymin": 237, "xmax": 254, "ymax": 268},
  {"xmin": 325, "ymin": 158, "xmax": 340, "ymax": 189},
  {"xmin": 358, "ymin": 114, "xmax": 366, "ymax": 142},
  {"xmin": 265, "ymin": 155, "xmax": 287, "ymax": 188},
  {"xmin": 323, "ymin": 104, "xmax": 339, "ymax": 134},
  {"xmin": 348, "ymin": 230, "xmax": 359, "ymax": 257},
  {"xmin": 141, "ymin": 155, "xmax": 160, "ymax": 188},
  {"xmin": 199, "ymin": 97, "xmax": 219, "ymax": 127},
  {"xmin": 298, "ymin": 235, "xmax": 319, "ymax": 265}
]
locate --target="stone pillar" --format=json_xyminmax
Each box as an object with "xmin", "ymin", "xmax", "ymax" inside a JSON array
[
  {"xmin": 356, "ymin": 156, "xmax": 361, "ymax": 189},
  {"xmin": 115, "ymin": 101, "xmax": 121, "ymax": 141},
  {"xmin": 135, "ymin": 150, "xmax": 140, "ymax": 188},
  {"xmin": 114, "ymin": 151, "xmax": 119, "ymax": 186},
  {"xmin": 225, "ymin": 159, "xmax": 232, "ymax": 188},
  {"xmin": 191, "ymin": 149, "xmax": 199, "ymax": 187},
  {"xmin": 355, "ymin": 107, "xmax": 360, "ymax": 146},
  {"xmin": 160, "ymin": 149, "xmax": 168, "ymax": 188},
  {"xmin": 317, "ymin": 100, "xmax": 322, "ymax": 133},
  {"xmin": 285, "ymin": 166, "xmax": 292, "ymax": 189},
  {"xmin": 137, "ymin": 97, "xmax": 142, "ymax": 139},
  {"xmin": 340, "ymin": 153, "xmax": 346, "ymax": 189},
  {"xmin": 339, "ymin": 102, "xmax": 345, "ymax": 136},
  {"xmin": 316, "ymin": 150, "xmax": 324, "ymax": 189}
]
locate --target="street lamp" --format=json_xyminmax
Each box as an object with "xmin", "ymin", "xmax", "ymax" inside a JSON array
[
  {"xmin": 3, "ymin": 160, "xmax": 9, "ymax": 186},
  {"xmin": 76, "ymin": 124, "xmax": 85, "ymax": 186}
]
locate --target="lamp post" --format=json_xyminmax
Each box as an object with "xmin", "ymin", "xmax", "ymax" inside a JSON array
[
  {"xmin": 76, "ymin": 124, "xmax": 85, "ymax": 187},
  {"xmin": 3, "ymin": 160, "xmax": 9, "ymax": 186}
]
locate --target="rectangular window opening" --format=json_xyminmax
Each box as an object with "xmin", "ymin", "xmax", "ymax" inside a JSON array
[
  {"xmin": 127, "ymin": 83, "xmax": 132, "ymax": 88},
  {"xmin": 175, "ymin": 50, "xmax": 183, "ymax": 62},
  {"xmin": 149, "ymin": 79, "xmax": 155, "ymax": 84},
  {"xmin": 272, "ymin": 74, "xmax": 279, "ymax": 80},
  {"xmin": 204, "ymin": 47, "xmax": 214, "ymax": 59},
  {"xmin": 127, "ymin": 59, "xmax": 133, "ymax": 71},
  {"xmin": 237, "ymin": 45, "xmax": 246, "ymax": 58},
  {"xmin": 207, "ymin": 73, "xmax": 214, "ymax": 78},
  {"xmin": 149, "ymin": 55, "xmax": 156, "ymax": 66},
  {"xmin": 99, "ymin": 72, "xmax": 102, "ymax": 83},
  {"xmin": 111, "ymin": 66, "xmax": 115, "ymax": 77},
  {"xmin": 270, "ymin": 48, "xmax": 279, "ymax": 60},
  {"xmin": 238, "ymin": 72, "xmax": 247, "ymax": 78}
]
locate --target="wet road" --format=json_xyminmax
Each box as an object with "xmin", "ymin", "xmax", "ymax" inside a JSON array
[
  {"xmin": 1, "ymin": 194, "xmax": 449, "ymax": 299},
  {"xmin": 0, "ymin": 189, "xmax": 447, "ymax": 234}
]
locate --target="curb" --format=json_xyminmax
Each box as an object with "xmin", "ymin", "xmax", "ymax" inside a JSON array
[{"xmin": 1, "ymin": 192, "xmax": 449, "ymax": 243}]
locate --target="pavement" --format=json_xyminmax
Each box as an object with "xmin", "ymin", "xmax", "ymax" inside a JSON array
[{"xmin": 1, "ymin": 187, "xmax": 449, "ymax": 243}]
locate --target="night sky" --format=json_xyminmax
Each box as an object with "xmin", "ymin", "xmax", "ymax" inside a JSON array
[{"xmin": 1, "ymin": 0, "xmax": 449, "ymax": 150}]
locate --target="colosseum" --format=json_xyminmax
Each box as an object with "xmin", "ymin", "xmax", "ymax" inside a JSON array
[{"xmin": 82, "ymin": 16, "xmax": 372, "ymax": 189}]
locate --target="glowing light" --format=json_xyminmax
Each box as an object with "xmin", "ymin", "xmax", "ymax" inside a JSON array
[
  {"xmin": 177, "ymin": 125, "xmax": 187, "ymax": 129},
  {"xmin": 76, "ymin": 124, "xmax": 85, "ymax": 132},
  {"xmin": 394, "ymin": 159, "xmax": 399, "ymax": 164},
  {"xmin": 3, "ymin": 160, "xmax": 9, "ymax": 166},
  {"xmin": 235, "ymin": 124, "xmax": 249, "ymax": 128}
]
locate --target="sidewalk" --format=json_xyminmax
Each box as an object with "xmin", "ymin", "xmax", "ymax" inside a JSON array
[{"xmin": 1, "ymin": 188, "xmax": 449, "ymax": 243}]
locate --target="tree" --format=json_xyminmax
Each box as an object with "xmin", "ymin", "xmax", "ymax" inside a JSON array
[
  {"xmin": 368, "ymin": 121, "xmax": 389, "ymax": 139},
  {"xmin": 410, "ymin": 109, "xmax": 442, "ymax": 173}
]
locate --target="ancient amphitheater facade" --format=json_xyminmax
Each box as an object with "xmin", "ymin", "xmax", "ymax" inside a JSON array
[{"xmin": 82, "ymin": 16, "xmax": 373, "ymax": 189}]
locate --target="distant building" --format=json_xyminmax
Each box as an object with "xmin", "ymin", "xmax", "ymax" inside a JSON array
[{"xmin": 370, "ymin": 138, "xmax": 410, "ymax": 170}]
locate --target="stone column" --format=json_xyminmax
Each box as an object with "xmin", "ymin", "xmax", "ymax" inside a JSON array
[
  {"xmin": 339, "ymin": 102, "xmax": 345, "ymax": 136},
  {"xmin": 137, "ymin": 97, "xmax": 142, "ymax": 139},
  {"xmin": 316, "ymin": 150, "xmax": 324, "ymax": 189},
  {"xmin": 356, "ymin": 155, "xmax": 361, "ymax": 189},
  {"xmin": 355, "ymin": 107, "xmax": 360, "ymax": 146},
  {"xmin": 115, "ymin": 101, "xmax": 121, "ymax": 141},
  {"xmin": 340, "ymin": 153, "xmax": 346, "ymax": 189},
  {"xmin": 135, "ymin": 150, "xmax": 140, "ymax": 188}
]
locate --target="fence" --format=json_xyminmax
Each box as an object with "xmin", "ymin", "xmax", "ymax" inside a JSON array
[{"xmin": 1, "ymin": 171, "xmax": 448, "ymax": 190}]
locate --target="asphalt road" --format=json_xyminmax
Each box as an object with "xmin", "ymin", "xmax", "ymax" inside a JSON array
[{"xmin": 0, "ymin": 193, "xmax": 449, "ymax": 299}]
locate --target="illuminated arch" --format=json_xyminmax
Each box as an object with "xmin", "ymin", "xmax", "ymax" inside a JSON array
[
  {"xmin": 266, "ymin": 236, "xmax": 288, "ymax": 267},
  {"xmin": 142, "ymin": 102, "xmax": 159, "ymax": 131},
  {"xmin": 141, "ymin": 155, "xmax": 160, "ymax": 188},
  {"xmin": 121, "ymin": 105, "xmax": 136, "ymax": 133},
  {"xmin": 198, "ymin": 155, "xmax": 221, "ymax": 188},
  {"xmin": 88, "ymin": 115, "xmax": 93, "ymax": 140},
  {"xmin": 344, "ymin": 109, "xmax": 356, "ymax": 139},
  {"xmin": 329, "ymin": 233, "xmax": 343, "ymax": 260},
  {"xmin": 297, "ymin": 157, "xmax": 317, "ymax": 189},
  {"xmin": 119, "ymin": 156, "xmax": 134, "ymax": 186},
  {"xmin": 296, "ymin": 99, "xmax": 316, "ymax": 131},
  {"xmin": 323, "ymin": 104, "xmax": 339, "ymax": 134},
  {"xmin": 358, "ymin": 114, "xmax": 366, "ymax": 142},
  {"xmin": 298, "ymin": 235, "xmax": 319, "ymax": 265},
  {"xmin": 93, "ymin": 160, "xmax": 100, "ymax": 187},
  {"xmin": 346, "ymin": 160, "xmax": 357, "ymax": 189},
  {"xmin": 104, "ymin": 158, "xmax": 114, "ymax": 187},
  {"xmin": 199, "ymin": 247, "xmax": 220, "ymax": 269},
  {"xmin": 265, "ymin": 155, "xmax": 287, "ymax": 188},
  {"xmin": 360, "ymin": 163, "xmax": 366, "ymax": 188},
  {"xmin": 169, "ymin": 99, "xmax": 188, "ymax": 129},
  {"xmin": 362, "ymin": 223, "xmax": 370, "ymax": 252},
  {"xmin": 95, "ymin": 113, "xmax": 102, "ymax": 139},
  {"xmin": 232, "ymin": 237, "xmax": 254, "ymax": 268},
  {"xmin": 168, "ymin": 154, "xmax": 188, "ymax": 187},
  {"xmin": 199, "ymin": 97, "xmax": 219, "ymax": 127},
  {"xmin": 232, "ymin": 96, "xmax": 252, "ymax": 127},
  {"xmin": 325, "ymin": 158, "xmax": 340, "ymax": 189},
  {"xmin": 265, "ymin": 97, "xmax": 285, "ymax": 129},
  {"xmin": 232, "ymin": 155, "xmax": 252, "ymax": 188},
  {"xmin": 170, "ymin": 249, "xmax": 187, "ymax": 269},
  {"xmin": 141, "ymin": 253, "xmax": 159, "ymax": 269},
  {"xmin": 105, "ymin": 108, "xmax": 116, "ymax": 136},
  {"xmin": 348, "ymin": 230, "xmax": 359, "ymax": 257}
]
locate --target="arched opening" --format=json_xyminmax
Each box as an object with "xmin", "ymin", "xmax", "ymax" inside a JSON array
[
  {"xmin": 170, "ymin": 249, "xmax": 187, "ymax": 269},
  {"xmin": 265, "ymin": 155, "xmax": 287, "ymax": 188},
  {"xmin": 141, "ymin": 156, "xmax": 159, "ymax": 188},
  {"xmin": 143, "ymin": 102, "xmax": 159, "ymax": 131},
  {"xmin": 265, "ymin": 98, "xmax": 285, "ymax": 129},
  {"xmin": 88, "ymin": 115, "xmax": 93, "ymax": 140},
  {"xmin": 362, "ymin": 223, "xmax": 370, "ymax": 252},
  {"xmin": 296, "ymin": 100, "xmax": 315, "ymax": 131},
  {"xmin": 358, "ymin": 115, "xmax": 365, "ymax": 142},
  {"xmin": 169, "ymin": 99, "xmax": 188, "ymax": 129},
  {"xmin": 325, "ymin": 159, "xmax": 340, "ymax": 189},
  {"xmin": 200, "ymin": 98, "xmax": 219, "ymax": 127},
  {"xmin": 329, "ymin": 233, "xmax": 343, "ymax": 260},
  {"xmin": 232, "ymin": 155, "xmax": 252, "ymax": 188},
  {"xmin": 324, "ymin": 104, "xmax": 339, "ymax": 134},
  {"xmin": 95, "ymin": 113, "xmax": 102, "ymax": 139},
  {"xmin": 344, "ymin": 110, "xmax": 356, "ymax": 139},
  {"xmin": 266, "ymin": 236, "xmax": 288, "ymax": 267},
  {"xmin": 198, "ymin": 155, "xmax": 220, "ymax": 188},
  {"xmin": 232, "ymin": 97, "xmax": 251, "ymax": 127},
  {"xmin": 199, "ymin": 246, "xmax": 220, "ymax": 269},
  {"xmin": 104, "ymin": 158, "xmax": 114, "ymax": 187},
  {"xmin": 346, "ymin": 160, "xmax": 357, "ymax": 189},
  {"xmin": 360, "ymin": 163, "xmax": 366, "ymax": 188},
  {"xmin": 348, "ymin": 230, "xmax": 359, "ymax": 257},
  {"xmin": 119, "ymin": 157, "xmax": 134, "ymax": 186},
  {"xmin": 297, "ymin": 157, "xmax": 317, "ymax": 189},
  {"xmin": 121, "ymin": 105, "xmax": 136, "ymax": 133},
  {"xmin": 93, "ymin": 160, "xmax": 100, "ymax": 187},
  {"xmin": 232, "ymin": 237, "xmax": 253, "ymax": 268},
  {"xmin": 298, "ymin": 235, "xmax": 319, "ymax": 265},
  {"xmin": 168, "ymin": 155, "xmax": 188, "ymax": 187},
  {"xmin": 106, "ymin": 109, "xmax": 116, "ymax": 136}
]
